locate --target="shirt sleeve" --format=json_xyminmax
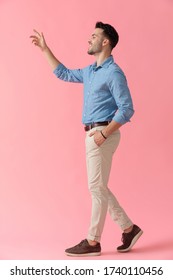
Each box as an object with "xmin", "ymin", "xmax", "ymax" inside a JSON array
[
  {"xmin": 53, "ymin": 63, "xmax": 83, "ymax": 83},
  {"xmin": 108, "ymin": 70, "xmax": 134, "ymax": 124}
]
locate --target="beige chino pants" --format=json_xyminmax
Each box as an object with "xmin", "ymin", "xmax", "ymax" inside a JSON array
[{"xmin": 85, "ymin": 126, "xmax": 133, "ymax": 242}]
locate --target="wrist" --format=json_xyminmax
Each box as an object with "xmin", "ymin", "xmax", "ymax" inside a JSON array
[
  {"xmin": 100, "ymin": 130, "xmax": 107, "ymax": 139},
  {"xmin": 42, "ymin": 45, "xmax": 49, "ymax": 52}
]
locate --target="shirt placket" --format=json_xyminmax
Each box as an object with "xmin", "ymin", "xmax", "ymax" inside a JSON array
[{"xmin": 84, "ymin": 69, "xmax": 96, "ymax": 123}]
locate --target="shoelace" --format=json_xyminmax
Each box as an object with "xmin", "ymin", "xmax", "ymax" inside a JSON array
[{"xmin": 73, "ymin": 240, "xmax": 86, "ymax": 248}]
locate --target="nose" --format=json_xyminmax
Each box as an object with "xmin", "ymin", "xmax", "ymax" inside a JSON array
[{"xmin": 88, "ymin": 38, "xmax": 92, "ymax": 44}]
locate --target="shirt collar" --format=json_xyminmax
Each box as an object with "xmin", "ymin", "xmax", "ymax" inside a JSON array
[{"xmin": 92, "ymin": 55, "xmax": 114, "ymax": 70}]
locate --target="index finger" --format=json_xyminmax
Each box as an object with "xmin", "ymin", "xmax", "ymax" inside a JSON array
[
  {"xmin": 89, "ymin": 131, "xmax": 95, "ymax": 137},
  {"xmin": 33, "ymin": 29, "xmax": 41, "ymax": 37}
]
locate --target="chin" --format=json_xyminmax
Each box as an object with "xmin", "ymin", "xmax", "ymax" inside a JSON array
[{"xmin": 87, "ymin": 50, "xmax": 94, "ymax": 55}]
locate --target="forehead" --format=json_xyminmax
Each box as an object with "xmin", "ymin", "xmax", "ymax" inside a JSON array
[{"xmin": 92, "ymin": 28, "xmax": 104, "ymax": 36}]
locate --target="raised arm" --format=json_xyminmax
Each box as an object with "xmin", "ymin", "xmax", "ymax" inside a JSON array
[{"xmin": 30, "ymin": 30, "xmax": 60, "ymax": 71}]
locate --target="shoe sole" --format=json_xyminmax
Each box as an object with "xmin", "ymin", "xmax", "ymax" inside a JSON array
[
  {"xmin": 117, "ymin": 230, "xmax": 143, "ymax": 253},
  {"xmin": 65, "ymin": 252, "xmax": 101, "ymax": 257}
]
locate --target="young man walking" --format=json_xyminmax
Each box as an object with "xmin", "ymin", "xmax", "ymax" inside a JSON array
[{"xmin": 30, "ymin": 21, "xmax": 143, "ymax": 256}]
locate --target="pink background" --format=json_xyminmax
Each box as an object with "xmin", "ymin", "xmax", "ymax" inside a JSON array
[{"xmin": 0, "ymin": 0, "xmax": 173, "ymax": 260}]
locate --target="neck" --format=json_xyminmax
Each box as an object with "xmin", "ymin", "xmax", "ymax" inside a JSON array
[{"xmin": 95, "ymin": 51, "xmax": 111, "ymax": 66}]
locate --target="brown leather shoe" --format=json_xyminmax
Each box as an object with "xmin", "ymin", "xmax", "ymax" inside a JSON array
[
  {"xmin": 117, "ymin": 224, "xmax": 143, "ymax": 252},
  {"xmin": 65, "ymin": 239, "xmax": 101, "ymax": 257}
]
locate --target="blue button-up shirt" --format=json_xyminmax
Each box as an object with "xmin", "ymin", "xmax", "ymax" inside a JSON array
[{"xmin": 53, "ymin": 55, "xmax": 134, "ymax": 125}]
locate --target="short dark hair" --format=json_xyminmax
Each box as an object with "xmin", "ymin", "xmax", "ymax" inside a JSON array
[{"xmin": 95, "ymin": 21, "xmax": 119, "ymax": 49}]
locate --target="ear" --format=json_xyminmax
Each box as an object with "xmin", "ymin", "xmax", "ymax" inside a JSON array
[{"xmin": 102, "ymin": 38, "xmax": 110, "ymax": 46}]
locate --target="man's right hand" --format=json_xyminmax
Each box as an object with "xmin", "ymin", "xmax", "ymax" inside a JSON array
[
  {"xmin": 30, "ymin": 30, "xmax": 47, "ymax": 51},
  {"xmin": 30, "ymin": 29, "xmax": 60, "ymax": 70}
]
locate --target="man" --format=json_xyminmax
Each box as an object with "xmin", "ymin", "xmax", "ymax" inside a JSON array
[{"xmin": 30, "ymin": 21, "xmax": 143, "ymax": 256}]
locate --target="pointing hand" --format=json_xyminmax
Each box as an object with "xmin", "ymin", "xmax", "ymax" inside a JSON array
[{"xmin": 30, "ymin": 30, "xmax": 47, "ymax": 51}]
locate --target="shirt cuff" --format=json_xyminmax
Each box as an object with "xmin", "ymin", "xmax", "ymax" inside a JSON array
[
  {"xmin": 113, "ymin": 109, "xmax": 134, "ymax": 124},
  {"xmin": 53, "ymin": 63, "xmax": 65, "ymax": 77}
]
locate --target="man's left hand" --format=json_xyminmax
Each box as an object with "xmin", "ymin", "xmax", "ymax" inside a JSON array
[{"xmin": 89, "ymin": 130, "xmax": 106, "ymax": 146}]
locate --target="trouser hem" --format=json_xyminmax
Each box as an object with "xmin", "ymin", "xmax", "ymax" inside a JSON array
[{"xmin": 87, "ymin": 234, "xmax": 101, "ymax": 243}]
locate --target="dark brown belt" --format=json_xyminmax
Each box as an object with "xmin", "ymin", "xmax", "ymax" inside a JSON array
[{"xmin": 84, "ymin": 121, "xmax": 110, "ymax": 131}]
